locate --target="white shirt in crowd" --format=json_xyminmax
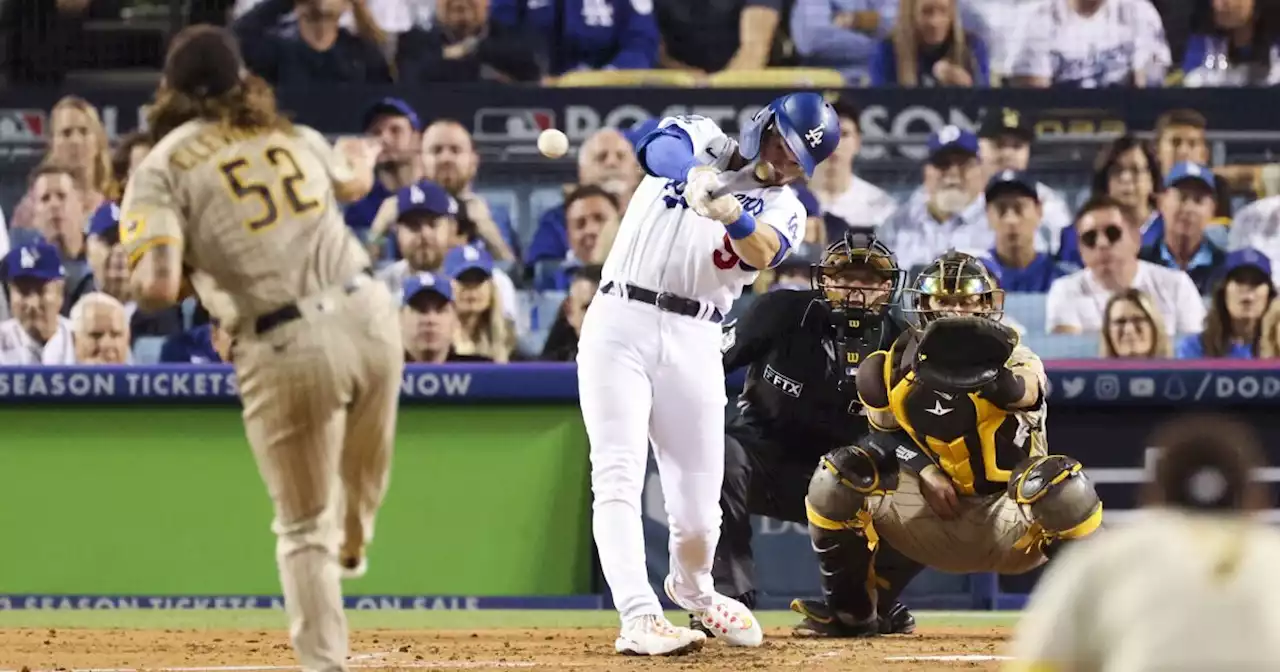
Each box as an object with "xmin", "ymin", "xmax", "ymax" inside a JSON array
[
  {"xmin": 1227, "ymin": 195, "xmax": 1280, "ymax": 287},
  {"xmin": 1010, "ymin": 509, "xmax": 1280, "ymax": 671},
  {"xmin": 1045, "ymin": 260, "xmax": 1205, "ymax": 335},
  {"xmin": 817, "ymin": 176, "xmax": 898, "ymax": 230},
  {"xmin": 0, "ymin": 316, "xmax": 76, "ymax": 365},
  {"xmin": 377, "ymin": 259, "xmax": 523, "ymax": 327},
  {"xmin": 1009, "ymin": 0, "xmax": 1171, "ymax": 88},
  {"xmin": 878, "ymin": 194, "xmax": 1003, "ymax": 270},
  {"xmin": 232, "ymin": 0, "xmax": 433, "ymax": 33}
]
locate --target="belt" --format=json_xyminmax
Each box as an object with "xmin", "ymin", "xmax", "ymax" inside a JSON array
[
  {"xmin": 254, "ymin": 268, "xmax": 374, "ymax": 335},
  {"xmin": 601, "ymin": 281, "xmax": 723, "ymax": 323}
]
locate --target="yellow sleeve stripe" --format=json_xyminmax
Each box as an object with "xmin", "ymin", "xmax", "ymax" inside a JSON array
[{"xmin": 127, "ymin": 236, "xmax": 180, "ymax": 271}]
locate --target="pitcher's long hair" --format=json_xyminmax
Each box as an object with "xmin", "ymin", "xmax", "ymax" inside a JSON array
[{"xmin": 147, "ymin": 72, "xmax": 293, "ymax": 142}]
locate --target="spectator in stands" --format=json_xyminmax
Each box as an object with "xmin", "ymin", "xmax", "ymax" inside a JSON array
[
  {"xmin": 69, "ymin": 293, "xmax": 130, "ymax": 365},
  {"xmin": 401, "ymin": 271, "xmax": 493, "ymax": 363},
  {"xmin": 1140, "ymin": 162, "xmax": 1228, "ymax": 293},
  {"xmin": 1151, "ymin": 109, "xmax": 1235, "ymax": 220},
  {"xmin": 489, "ymin": 0, "xmax": 659, "ymax": 76},
  {"xmin": 541, "ymin": 264, "xmax": 602, "ymax": 361},
  {"xmin": 376, "ymin": 181, "xmax": 523, "ymax": 326},
  {"xmin": 397, "ymin": 0, "xmax": 542, "ymax": 82},
  {"xmin": 977, "ymin": 108, "xmax": 1072, "ymax": 251},
  {"xmin": 1227, "ymin": 195, "xmax": 1280, "ymax": 285},
  {"xmin": 808, "ymin": 97, "xmax": 897, "ymax": 230},
  {"xmin": 879, "ymin": 126, "xmax": 988, "ymax": 270},
  {"xmin": 1059, "ymin": 136, "xmax": 1163, "ymax": 268},
  {"xmin": 1099, "ymin": 288, "xmax": 1172, "ymax": 358},
  {"xmin": 979, "ymin": 171, "xmax": 1066, "ymax": 292},
  {"xmin": 1176, "ymin": 249, "xmax": 1275, "ymax": 359},
  {"xmin": 0, "ymin": 242, "xmax": 74, "ymax": 365},
  {"xmin": 869, "ymin": 0, "xmax": 990, "ymax": 86},
  {"xmin": 11, "ymin": 97, "xmax": 110, "ymax": 233},
  {"xmin": 1181, "ymin": 0, "xmax": 1280, "ymax": 87},
  {"xmin": 1047, "ymin": 196, "xmax": 1204, "ymax": 335},
  {"xmin": 106, "ymin": 131, "xmax": 153, "ymax": 202},
  {"xmin": 771, "ymin": 255, "xmax": 815, "ymax": 291},
  {"xmin": 525, "ymin": 128, "xmax": 642, "ymax": 265},
  {"xmin": 234, "ymin": 0, "xmax": 394, "ymax": 85},
  {"xmin": 346, "ymin": 98, "xmax": 424, "ymax": 240},
  {"xmin": 535, "ymin": 185, "xmax": 620, "ymax": 291},
  {"xmin": 655, "ymin": 0, "xmax": 786, "ymax": 75},
  {"xmin": 80, "ymin": 203, "xmax": 185, "ymax": 340},
  {"xmin": 1007, "ymin": 0, "xmax": 1171, "ymax": 88},
  {"xmin": 161, "ymin": 317, "xmax": 234, "ymax": 364},
  {"xmin": 1261, "ymin": 297, "xmax": 1280, "ymax": 357},
  {"xmin": 419, "ymin": 120, "xmax": 517, "ymax": 260},
  {"xmin": 445, "ymin": 244, "xmax": 516, "ymax": 363}
]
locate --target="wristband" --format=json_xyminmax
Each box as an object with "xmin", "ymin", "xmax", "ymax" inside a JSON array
[{"xmin": 726, "ymin": 212, "xmax": 756, "ymax": 240}]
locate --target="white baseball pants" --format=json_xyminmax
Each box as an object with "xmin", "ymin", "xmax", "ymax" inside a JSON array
[{"xmin": 577, "ymin": 293, "xmax": 728, "ymax": 624}]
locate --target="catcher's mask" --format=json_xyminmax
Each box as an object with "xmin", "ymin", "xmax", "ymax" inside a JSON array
[
  {"xmin": 903, "ymin": 250, "xmax": 1005, "ymax": 330},
  {"xmin": 810, "ymin": 231, "xmax": 904, "ymax": 323}
]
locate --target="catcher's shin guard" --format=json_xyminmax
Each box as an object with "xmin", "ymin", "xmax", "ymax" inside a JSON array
[{"xmin": 1009, "ymin": 455, "xmax": 1104, "ymax": 554}]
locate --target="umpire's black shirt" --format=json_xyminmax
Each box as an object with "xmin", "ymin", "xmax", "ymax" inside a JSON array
[{"xmin": 723, "ymin": 290, "xmax": 902, "ymax": 459}]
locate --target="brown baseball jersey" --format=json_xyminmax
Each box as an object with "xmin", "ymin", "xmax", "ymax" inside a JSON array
[{"xmin": 120, "ymin": 119, "xmax": 402, "ymax": 672}]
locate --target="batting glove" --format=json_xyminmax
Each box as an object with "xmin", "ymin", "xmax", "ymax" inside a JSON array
[
  {"xmin": 684, "ymin": 165, "xmax": 721, "ymax": 214},
  {"xmin": 694, "ymin": 193, "xmax": 743, "ymax": 225}
]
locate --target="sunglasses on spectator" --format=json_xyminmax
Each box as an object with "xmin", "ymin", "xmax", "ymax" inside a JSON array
[{"xmin": 1081, "ymin": 225, "xmax": 1124, "ymax": 248}]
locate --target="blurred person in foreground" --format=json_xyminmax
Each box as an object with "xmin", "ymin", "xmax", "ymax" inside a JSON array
[
  {"xmin": 979, "ymin": 171, "xmax": 1066, "ymax": 293},
  {"xmin": 10, "ymin": 96, "xmax": 110, "ymax": 232},
  {"xmin": 1099, "ymin": 288, "xmax": 1172, "ymax": 359},
  {"xmin": 1007, "ymin": 413, "xmax": 1280, "ymax": 672},
  {"xmin": 69, "ymin": 292, "xmax": 131, "ymax": 365},
  {"xmin": 868, "ymin": 0, "xmax": 991, "ymax": 87},
  {"xmin": 344, "ymin": 98, "xmax": 424, "ymax": 239},
  {"xmin": 0, "ymin": 242, "xmax": 74, "ymax": 365},
  {"xmin": 977, "ymin": 108, "xmax": 1072, "ymax": 251},
  {"xmin": 119, "ymin": 25, "xmax": 401, "ymax": 672},
  {"xmin": 1140, "ymin": 162, "xmax": 1228, "ymax": 293},
  {"xmin": 396, "ymin": 0, "xmax": 542, "ymax": 83},
  {"xmin": 540, "ymin": 265, "xmax": 602, "ymax": 362},
  {"xmin": 1177, "ymin": 249, "xmax": 1276, "ymax": 359},
  {"xmin": 445, "ymin": 244, "xmax": 516, "ymax": 363},
  {"xmin": 233, "ymin": 0, "xmax": 394, "ymax": 85},
  {"xmin": 525, "ymin": 128, "xmax": 644, "ymax": 265},
  {"xmin": 807, "ymin": 98, "xmax": 897, "ymax": 231},
  {"xmin": 401, "ymin": 271, "xmax": 492, "ymax": 363}
]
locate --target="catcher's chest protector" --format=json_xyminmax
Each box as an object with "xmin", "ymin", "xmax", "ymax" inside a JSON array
[{"xmin": 883, "ymin": 333, "xmax": 1026, "ymax": 497}]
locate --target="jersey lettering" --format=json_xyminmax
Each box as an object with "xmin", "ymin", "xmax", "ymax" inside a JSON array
[
  {"xmin": 712, "ymin": 234, "xmax": 741, "ymax": 270},
  {"xmin": 218, "ymin": 147, "xmax": 318, "ymax": 233}
]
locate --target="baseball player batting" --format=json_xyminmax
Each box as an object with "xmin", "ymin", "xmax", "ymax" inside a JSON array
[
  {"xmin": 120, "ymin": 26, "xmax": 401, "ymax": 672},
  {"xmin": 577, "ymin": 92, "xmax": 840, "ymax": 656}
]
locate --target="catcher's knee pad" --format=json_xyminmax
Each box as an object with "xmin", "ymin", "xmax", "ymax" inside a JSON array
[
  {"xmin": 805, "ymin": 435, "xmax": 900, "ymax": 530},
  {"xmin": 1008, "ymin": 455, "xmax": 1103, "ymax": 542}
]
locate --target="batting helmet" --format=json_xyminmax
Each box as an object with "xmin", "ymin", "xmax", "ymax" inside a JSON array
[{"xmin": 738, "ymin": 93, "xmax": 841, "ymax": 178}]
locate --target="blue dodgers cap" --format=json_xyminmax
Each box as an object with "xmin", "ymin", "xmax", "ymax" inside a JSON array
[
  {"xmin": 1219, "ymin": 247, "xmax": 1272, "ymax": 281},
  {"xmin": 362, "ymin": 97, "xmax": 422, "ymax": 131},
  {"xmin": 2, "ymin": 241, "xmax": 66, "ymax": 282},
  {"xmin": 444, "ymin": 244, "xmax": 495, "ymax": 278},
  {"xmin": 984, "ymin": 170, "xmax": 1040, "ymax": 202},
  {"xmin": 86, "ymin": 201, "xmax": 121, "ymax": 238},
  {"xmin": 401, "ymin": 271, "xmax": 454, "ymax": 305},
  {"xmin": 1164, "ymin": 161, "xmax": 1217, "ymax": 191},
  {"xmin": 397, "ymin": 181, "xmax": 458, "ymax": 220},
  {"xmin": 927, "ymin": 125, "xmax": 980, "ymax": 163}
]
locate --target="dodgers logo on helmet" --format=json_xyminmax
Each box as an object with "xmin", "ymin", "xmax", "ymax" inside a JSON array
[{"xmin": 738, "ymin": 93, "xmax": 840, "ymax": 178}]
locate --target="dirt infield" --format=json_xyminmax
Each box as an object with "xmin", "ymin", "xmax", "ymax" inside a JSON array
[{"xmin": 0, "ymin": 626, "xmax": 1011, "ymax": 671}]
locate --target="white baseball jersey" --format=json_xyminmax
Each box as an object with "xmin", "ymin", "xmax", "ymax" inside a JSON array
[
  {"xmin": 603, "ymin": 115, "xmax": 807, "ymax": 314},
  {"xmin": 1010, "ymin": 508, "xmax": 1280, "ymax": 670},
  {"xmin": 1010, "ymin": 0, "xmax": 1171, "ymax": 88},
  {"xmin": 0, "ymin": 317, "xmax": 75, "ymax": 365}
]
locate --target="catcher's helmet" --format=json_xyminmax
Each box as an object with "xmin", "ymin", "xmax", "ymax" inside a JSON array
[
  {"xmin": 903, "ymin": 250, "xmax": 1005, "ymax": 329},
  {"xmin": 810, "ymin": 230, "xmax": 904, "ymax": 318},
  {"xmin": 738, "ymin": 93, "xmax": 841, "ymax": 178}
]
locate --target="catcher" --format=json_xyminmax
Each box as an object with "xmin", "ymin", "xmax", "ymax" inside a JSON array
[{"xmin": 794, "ymin": 250, "xmax": 1103, "ymax": 635}]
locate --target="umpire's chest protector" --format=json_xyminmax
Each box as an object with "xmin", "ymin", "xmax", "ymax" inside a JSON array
[{"xmin": 882, "ymin": 334, "xmax": 1027, "ymax": 496}]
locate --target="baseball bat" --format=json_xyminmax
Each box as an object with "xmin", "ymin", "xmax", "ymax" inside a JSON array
[{"xmin": 709, "ymin": 161, "xmax": 776, "ymax": 198}]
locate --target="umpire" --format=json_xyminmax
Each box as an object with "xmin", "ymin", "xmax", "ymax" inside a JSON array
[{"xmin": 709, "ymin": 230, "xmax": 915, "ymax": 636}]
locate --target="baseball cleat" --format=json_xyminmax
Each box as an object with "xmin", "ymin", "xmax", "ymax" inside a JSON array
[
  {"xmin": 789, "ymin": 598, "xmax": 881, "ymax": 638},
  {"xmin": 664, "ymin": 576, "xmax": 764, "ymax": 647},
  {"xmin": 879, "ymin": 600, "xmax": 917, "ymax": 635},
  {"xmin": 614, "ymin": 614, "xmax": 706, "ymax": 656},
  {"xmin": 339, "ymin": 554, "xmax": 367, "ymax": 580}
]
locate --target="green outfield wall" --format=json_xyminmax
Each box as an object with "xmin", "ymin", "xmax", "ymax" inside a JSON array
[{"xmin": 0, "ymin": 406, "xmax": 593, "ymax": 596}]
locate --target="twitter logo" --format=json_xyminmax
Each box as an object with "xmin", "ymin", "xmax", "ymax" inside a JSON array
[{"xmin": 1062, "ymin": 377, "xmax": 1086, "ymax": 399}]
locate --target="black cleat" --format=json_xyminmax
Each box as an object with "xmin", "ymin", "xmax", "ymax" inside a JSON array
[
  {"xmin": 789, "ymin": 599, "xmax": 880, "ymax": 638},
  {"xmin": 688, "ymin": 611, "xmax": 714, "ymax": 638},
  {"xmin": 878, "ymin": 601, "xmax": 916, "ymax": 634}
]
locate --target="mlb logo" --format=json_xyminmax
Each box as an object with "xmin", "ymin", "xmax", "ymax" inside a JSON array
[{"xmin": 0, "ymin": 109, "xmax": 46, "ymax": 141}]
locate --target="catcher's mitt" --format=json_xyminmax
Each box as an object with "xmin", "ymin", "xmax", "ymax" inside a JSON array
[{"xmin": 911, "ymin": 316, "xmax": 1018, "ymax": 391}]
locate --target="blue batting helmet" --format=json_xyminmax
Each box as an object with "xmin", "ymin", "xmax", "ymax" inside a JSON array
[{"xmin": 738, "ymin": 93, "xmax": 841, "ymax": 178}]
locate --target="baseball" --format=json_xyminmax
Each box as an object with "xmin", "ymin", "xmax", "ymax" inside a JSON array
[{"xmin": 538, "ymin": 129, "xmax": 570, "ymax": 158}]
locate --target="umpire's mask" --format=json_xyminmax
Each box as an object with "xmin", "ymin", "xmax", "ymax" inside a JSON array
[{"xmin": 810, "ymin": 230, "xmax": 904, "ymax": 329}]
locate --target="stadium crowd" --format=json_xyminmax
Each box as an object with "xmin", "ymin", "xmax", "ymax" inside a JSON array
[{"xmin": 2, "ymin": 0, "xmax": 1280, "ymax": 366}]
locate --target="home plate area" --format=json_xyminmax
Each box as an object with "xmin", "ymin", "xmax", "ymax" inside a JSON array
[{"xmin": 0, "ymin": 626, "xmax": 1013, "ymax": 671}]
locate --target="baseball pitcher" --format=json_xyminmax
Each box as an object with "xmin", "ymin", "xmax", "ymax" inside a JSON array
[
  {"xmin": 121, "ymin": 26, "xmax": 402, "ymax": 672},
  {"xmin": 798, "ymin": 251, "xmax": 1104, "ymax": 635},
  {"xmin": 579, "ymin": 93, "xmax": 840, "ymax": 656}
]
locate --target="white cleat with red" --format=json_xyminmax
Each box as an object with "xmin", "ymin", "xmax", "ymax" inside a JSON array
[{"xmin": 664, "ymin": 575, "xmax": 764, "ymax": 647}]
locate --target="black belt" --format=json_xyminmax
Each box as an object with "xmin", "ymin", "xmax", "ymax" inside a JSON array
[
  {"xmin": 601, "ymin": 281, "xmax": 723, "ymax": 323},
  {"xmin": 254, "ymin": 268, "xmax": 373, "ymax": 335}
]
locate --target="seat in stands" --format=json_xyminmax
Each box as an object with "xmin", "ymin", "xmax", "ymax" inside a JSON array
[
  {"xmin": 531, "ymin": 290, "xmax": 568, "ymax": 333},
  {"xmin": 133, "ymin": 336, "xmax": 168, "ymax": 365},
  {"xmin": 1019, "ymin": 332, "xmax": 1101, "ymax": 359},
  {"xmin": 1003, "ymin": 293, "xmax": 1047, "ymax": 335},
  {"xmin": 473, "ymin": 188, "xmax": 522, "ymax": 252}
]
